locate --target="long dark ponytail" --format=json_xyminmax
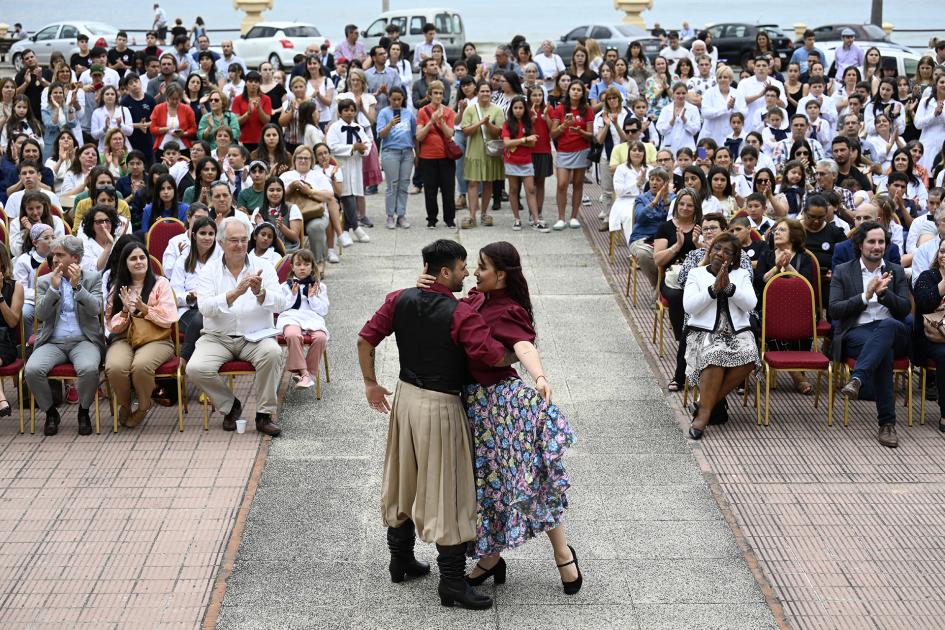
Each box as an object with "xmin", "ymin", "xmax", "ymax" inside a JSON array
[{"xmin": 480, "ymin": 241, "xmax": 534, "ymax": 327}]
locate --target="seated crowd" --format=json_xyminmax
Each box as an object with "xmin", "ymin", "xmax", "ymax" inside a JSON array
[{"xmin": 1, "ymin": 21, "xmax": 945, "ymax": 441}]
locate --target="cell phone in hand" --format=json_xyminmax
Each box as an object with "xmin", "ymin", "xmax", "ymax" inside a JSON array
[{"xmin": 697, "ymin": 147, "xmax": 707, "ymax": 161}]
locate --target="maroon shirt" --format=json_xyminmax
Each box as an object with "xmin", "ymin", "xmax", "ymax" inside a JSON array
[
  {"xmin": 359, "ymin": 283, "xmax": 507, "ymax": 370},
  {"xmin": 462, "ymin": 288, "xmax": 536, "ymax": 387}
]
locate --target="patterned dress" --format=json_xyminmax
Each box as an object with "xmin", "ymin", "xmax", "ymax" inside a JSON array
[{"xmin": 461, "ymin": 288, "xmax": 575, "ymax": 558}]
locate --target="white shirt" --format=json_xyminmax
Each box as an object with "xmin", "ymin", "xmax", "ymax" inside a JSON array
[
  {"xmin": 659, "ymin": 46, "xmax": 691, "ymax": 74},
  {"xmin": 79, "ymin": 67, "xmax": 120, "ymax": 88},
  {"xmin": 4, "ymin": 189, "xmax": 61, "ymax": 221},
  {"xmin": 736, "ymin": 75, "xmax": 785, "ymax": 126},
  {"xmin": 857, "ymin": 259, "xmax": 891, "ymax": 325},
  {"xmin": 413, "ymin": 40, "xmax": 446, "ymax": 70},
  {"xmin": 170, "ymin": 247, "xmax": 222, "ymax": 318},
  {"xmin": 195, "ymin": 254, "xmax": 285, "ymax": 334},
  {"xmin": 163, "ymin": 232, "xmax": 190, "ymax": 273},
  {"xmin": 906, "ymin": 214, "xmax": 938, "ymax": 254},
  {"xmin": 535, "ymin": 53, "xmax": 565, "ymax": 84},
  {"xmin": 912, "ymin": 237, "xmax": 941, "ymax": 287}
]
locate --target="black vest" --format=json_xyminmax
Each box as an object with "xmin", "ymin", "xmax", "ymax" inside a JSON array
[{"xmin": 393, "ymin": 288, "xmax": 468, "ymax": 394}]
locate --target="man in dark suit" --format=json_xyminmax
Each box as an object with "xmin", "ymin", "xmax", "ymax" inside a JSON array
[{"xmin": 829, "ymin": 221, "xmax": 911, "ymax": 448}]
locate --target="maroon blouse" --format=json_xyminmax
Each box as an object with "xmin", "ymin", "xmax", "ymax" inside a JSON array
[{"xmin": 462, "ymin": 288, "xmax": 536, "ymax": 387}]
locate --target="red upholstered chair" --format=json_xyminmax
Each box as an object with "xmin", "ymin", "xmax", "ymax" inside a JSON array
[
  {"xmin": 758, "ymin": 272, "xmax": 833, "ymax": 426},
  {"xmin": 200, "ymin": 360, "xmax": 257, "ymax": 430},
  {"xmin": 804, "ymin": 250, "xmax": 833, "ymax": 347},
  {"xmin": 0, "ymin": 318, "xmax": 27, "ymax": 433},
  {"xmin": 146, "ymin": 217, "xmax": 186, "ymax": 264},
  {"xmin": 149, "ymin": 255, "xmax": 165, "ymax": 277},
  {"xmin": 276, "ymin": 256, "xmax": 292, "ymax": 283}
]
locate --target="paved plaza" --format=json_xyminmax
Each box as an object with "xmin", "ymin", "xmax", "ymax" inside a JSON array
[{"xmin": 2, "ymin": 185, "xmax": 945, "ymax": 629}]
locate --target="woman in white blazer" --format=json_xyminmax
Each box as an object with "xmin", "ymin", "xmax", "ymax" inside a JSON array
[
  {"xmin": 699, "ymin": 66, "xmax": 745, "ymax": 144},
  {"xmin": 655, "ymin": 82, "xmax": 701, "ymax": 153},
  {"xmin": 682, "ymin": 232, "xmax": 758, "ymax": 439}
]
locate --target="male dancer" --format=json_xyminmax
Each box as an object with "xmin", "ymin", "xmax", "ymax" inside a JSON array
[{"xmin": 357, "ymin": 240, "xmax": 512, "ymax": 610}]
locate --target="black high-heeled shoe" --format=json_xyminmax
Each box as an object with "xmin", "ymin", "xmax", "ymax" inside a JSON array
[
  {"xmin": 558, "ymin": 545, "xmax": 583, "ymax": 595},
  {"xmin": 0, "ymin": 401, "xmax": 10, "ymax": 417},
  {"xmin": 688, "ymin": 421, "xmax": 705, "ymax": 440},
  {"xmin": 466, "ymin": 557, "xmax": 506, "ymax": 586}
]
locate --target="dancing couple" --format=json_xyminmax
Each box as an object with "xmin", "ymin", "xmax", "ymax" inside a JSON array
[{"xmin": 357, "ymin": 239, "xmax": 580, "ymax": 610}]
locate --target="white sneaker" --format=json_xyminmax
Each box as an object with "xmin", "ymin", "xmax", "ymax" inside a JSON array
[
  {"xmin": 327, "ymin": 249, "xmax": 340, "ymax": 263},
  {"xmin": 552, "ymin": 220, "xmax": 566, "ymax": 231},
  {"xmin": 339, "ymin": 231, "xmax": 354, "ymax": 248},
  {"xmin": 354, "ymin": 227, "xmax": 371, "ymax": 243},
  {"xmin": 581, "ymin": 194, "xmax": 592, "ymax": 206},
  {"xmin": 598, "ymin": 210, "xmax": 607, "ymax": 220},
  {"xmin": 569, "ymin": 218, "xmax": 581, "ymax": 229}
]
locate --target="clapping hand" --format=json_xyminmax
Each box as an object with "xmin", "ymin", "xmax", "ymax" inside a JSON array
[
  {"xmin": 66, "ymin": 264, "xmax": 81, "ymax": 289},
  {"xmin": 307, "ymin": 281, "xmax": 319, "ymax": 298},
  {"xmin": 713, "ymin": 260, "xmax": 730, "ymax": 292},
  {"xmin": 875, "ymin": 272, "xmax": 891, "ymax": 296},
  {"xmin": 119, "ymin": 286, "xmax": 137, "ymax": 312},
  {"xmin": 290, "ymin": 280, "xmax": 300, "ymax": 295},
  {"xmin": 247, "ymin": 270, "xmax": 264, "ymax": 295},
  {"xmin": 50, "ymin": 263, "xmax": 64, "ymax": 289},
  {"xmin": 775, "ymin": 248, "xmax": 792, "ymax": 270}
]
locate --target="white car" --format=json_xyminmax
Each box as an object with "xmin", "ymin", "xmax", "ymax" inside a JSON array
[
  {"xmin": 233, "ymin": 22, "xmax": 326, "ymax": 70},
  {"xmin": 10, "ymin": 21, "xmax": 119, "ymax": 71},
  {"xmin": 817, "ymin": 40, "xmax": 924, "ymax": 77}
]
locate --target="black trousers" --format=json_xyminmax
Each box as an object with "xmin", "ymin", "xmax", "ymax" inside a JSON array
[
  {"xmin": 419, "ymin": 157, "xmax": 456, "ymax": 226},
  {"xmin": 662, "ymin": 283, "xmax": 687, "ymax": 384},
  {"xmin": 179, "ymin": 308, "xmax": 203, "ymax": 362}
]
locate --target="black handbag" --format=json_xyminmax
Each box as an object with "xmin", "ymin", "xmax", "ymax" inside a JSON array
[{"xmin": 586, "ymin": 141, "xmax": 604, "ymax": 163}]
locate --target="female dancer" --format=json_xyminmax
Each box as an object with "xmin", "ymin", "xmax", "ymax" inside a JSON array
[{"xmin": 418, "ymin": 241, "xmax": 581, "ymax": 593}]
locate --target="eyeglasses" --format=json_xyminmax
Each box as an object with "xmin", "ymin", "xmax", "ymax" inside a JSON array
[
  {"xmin": 296, "ymin": 156, "xmax": 311, "ymax": 161},
  {"xmin": 805, "ymin": 214, "xmax": 826, "ymax": 222},
  {"xmin": 225, "ymin": 237, "xmax": 249, "ymax": 244},
  {"xmin": 814, "ymin": 171, "xmax": 829, "ymax": 177},
  {"xmin": 658, "ymin": 157, "xmax": 673, "ymax": 162},
  {"xmin": 209, "ymin": 98, "xmax": 221, "ymax": 103},
  {"xmin": 755, "ymin": 178, "xmax": 771, "ymax": 184},
  {"xmin": 93, "ymin": 219, "xmax": 112, "ymax": 225},
  {"xmin": 795, "ymin": 150, "xmax": 810, "ymax": 156}
]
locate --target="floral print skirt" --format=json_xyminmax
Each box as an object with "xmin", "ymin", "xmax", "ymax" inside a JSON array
[{"xmin": 464, "ymin": 377, "xmax": 575, "ymax": 558}]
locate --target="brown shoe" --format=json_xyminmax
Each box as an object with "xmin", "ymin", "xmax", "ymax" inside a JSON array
[
  {"xmin": 117, "ymin": 405, "xmax": 131, "ymax": 428},
  {"xmin": 878, "ymin": 424, "xmax": 899, "ymax": 448},
  {"xmin": 255, "ymin": 413, "xmax": 282, "ymax": 437},
  {"xmin": 222, "ymin": 397, "xmax": 242, "ymax": 431},
  {"xmin": 840, "ymin": 377, "xmax": 862, "ymax": 400},
  {"xmin": 126, "ymin": 405, "xmax": 150, "ymax": 428}
]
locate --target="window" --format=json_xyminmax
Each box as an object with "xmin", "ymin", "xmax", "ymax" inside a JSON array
[
  {"xmin": 248, "ymin": 27, "xmax": 276, "ymax": 39},
  {"xmin": 60, "ymin": 25, "xmax": 78, "ymax": 40},
  {"xmin": 409, "ymin": 17, "xmax": 425, "ymax": 35},
  {"xmin": 615, "ymin": 25, "xmax": 646, "ymax": 38},
  {"xmin": 904, "ymin": 58, "xmax": 917, "ymax": 77},
  {"xmin": 35, "ymin": 25, "xmax": 60, "ymax": 41},
  {"xmin": 435, "ymin": 13, "xmax": 451, "ymax": 34},
  {"xmin": 590, "ymin": 26, "xmax": 611, "ymax": 40},
  {"xmin": 451, "ymin": 14, "xmax": 463, "ymax": 36},
  {"xmin": 708, "ymin": 25, "xmax": 725, "ymax": 39},
  {"xmin": 390, "ymin": 17, "xmax": 407, "ymax": 35},
  {"xmin": 565, "ymin": 27, "xmax": 586, "ymax": 42},
  {"xmin": 726, "ymin": 25, "xmax": 747, "ymax": 38},
  {"xmin": 284, "ymin": 26, "xmax": 321, "ymax": 38},
  {"xmin": 245, "ymin": 26, "xmax": 265, "ymax": 39},
  {"xmin": 365, "ymin": 19, "xmax": 387, "ymax": 38}
]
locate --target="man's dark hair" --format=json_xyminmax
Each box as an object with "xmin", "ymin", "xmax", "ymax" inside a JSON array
[
  {"xmin": 422, "ymin": 240, "xmax": 467, "ymax": 275},
  {"xmin": 117, "ymin": 31, "xmax": 128, "ymax": 39},
  {"xmin": 78, "ymin": 33, "xmax": 89, "ymax": 42},
  {"xmin": 90, "ymin": 46, "xmax": 108, "ymax": 58},
  {"xmin": 173, "ymin": 35, "xmax": 188, "ymax": 47},
  {"xmin": 804, "ymin": 29, "xmax": 815, "ymax": 39},
  {"xmin": 852, "ymin": 220, "xmax": 888, "ymax": 255},
  {"xmin": 370, "ymin": 45, "xmax": 386, "ymax": 58},
  {"xmin": 17, "ymin": 159, "xmax": 40, "ymax": 175},
  {"xmin": 422, "ymin": 23, "xmax": 436, "ymax": 34},
  {"xmin": 806, "ymin": 193, "xmax": 827, "ymax": 210},
  {"xmin": 385, "ymin": 23, "xmax": 401, "ymax": 34},
  {"xmin": 832, "ymin": 135, "xmax": 851, "ymax": 149},
  {"xmin": 807, "ymin": 75, "xmax": 825, "ymax": 86},
  {"xmin": 344, "ymin": 24, "xmax": 358, "ymax": 37},
  {"xmin": 887, "ymin": 171, "xmax": 910, "ymax": 187}
]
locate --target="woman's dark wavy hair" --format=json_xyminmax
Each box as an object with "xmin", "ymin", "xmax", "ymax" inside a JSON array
[
  {"xmin": 110, "ymin": 241, "xmax": 157, "ymax": 320},
  {"xmin": 81, "ymin": 203, "xmax": 119, "ymax": 240},
  {"xmin": 506, "ymin": 95, "xmax": 532, "ymax": 139},
  {"xmin": 479, "ymin": 241, "xmax": 534, "ymax": 327}
]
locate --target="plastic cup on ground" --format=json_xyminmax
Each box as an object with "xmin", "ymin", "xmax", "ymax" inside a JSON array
[{"xmin": 235, "ymin": 419, "xmax": 246, "ymax": 434}]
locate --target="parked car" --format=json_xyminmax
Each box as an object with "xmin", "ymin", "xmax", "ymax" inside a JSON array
[
  {"xmin": 233, "ymin": 22, "xmax": 325, "ymax": 70},
  {"xmin": 687, "ymin": 23, "xmax": 794, "ymax": 69},
  {"xmin": 798, "ymin": 24, "xmax": 890, "ymax": 45},
  {"xmin": 556, "ymin": 24, "xmax": 662, "ymax": 66},
  {"xmin": 10, "ymin": 21, "xmax": 119, "ymax": 71},
  {"xmin": 817, "ymin": 41, "xmax": 923, "ymax": 78},
  {"xmin": 362, "ymin": 9, "xmax": 465, "ymax": 62}
]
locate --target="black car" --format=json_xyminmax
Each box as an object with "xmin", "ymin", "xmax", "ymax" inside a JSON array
[
  {"xmin": 797, "ymin": 23, "xmax": 890, "ymax": 45},
  {"xmin": 688, "ymin": 23, "xmax": 794, "ymax": 69},
  {"xmin": 557, "ymin": 24, "xmax": 662, "ymax": 66}
]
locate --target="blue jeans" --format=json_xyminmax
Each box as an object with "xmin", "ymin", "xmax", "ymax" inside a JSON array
[
  {"xmin": 381, "ymin": 147, "xmax": 413, "ymax": 217},
  {"xmin": 844, "ymin": 318, "xmax": 910, "ymax": 426},
  {"xmin": 454, "ymin": 129, "xmax": 468, "ymax": 194}
]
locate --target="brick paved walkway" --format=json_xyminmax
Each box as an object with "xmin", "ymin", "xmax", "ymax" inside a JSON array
[
  {"xmin": 587, "ymin": 195, "xmax": 945, "ymax": 630},
  {"xmin": 0, "ymin": 380, "xmax": 262, "ymax": 628}
]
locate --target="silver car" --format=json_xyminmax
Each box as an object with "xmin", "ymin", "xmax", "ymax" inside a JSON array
[
  {"xmin": 556, "ymin": 24, "xmax": 662, "ymax": 66},
  {"xmin": 10, "ymin": 21, "xmax": 119, "ymax": 71}
]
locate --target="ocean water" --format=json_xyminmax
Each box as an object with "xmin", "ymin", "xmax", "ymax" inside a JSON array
[{"xmin": 4, "ymin": 0, "xmax": 939, "ymax": 47}]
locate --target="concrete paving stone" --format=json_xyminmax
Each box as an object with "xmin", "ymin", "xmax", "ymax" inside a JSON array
[
  {"xmin": 567, "ymin": 454, "xmax": 705, "ymax": 487},
  {"xmin": 222, "ymin": 560, "xmax": 363, "ymax": 606},
  {"xmin": 256, "ymin": 458, "xmax": 373, "ymax": 489},
  {"xmin": 608, "ymin": 520, "xmax": 741, "ymax": 560},
  {"xmin": 217, "ymin": 605, "xmax": 364, "ymax": 629},
  {"xmin": 634, "ymin": 603, "xmax": 778, "ymax": 630},
  {"xmin": 626, "ymin": 558, "xmax": 766, "ymax": 604},
  {"xmin": 488, "ymin": 559, "xmax": 631, "ymax": 604},
  {"xmin": 595, "ymin": 485, "xmax": 725, "ymax": 523},
  {"xmin": 358, "ymin": 604, "xmax": 499, "ymax": 630},
  {"xmin": 495, "ymin": 603, "xmax": 641, "ymax": 630}
]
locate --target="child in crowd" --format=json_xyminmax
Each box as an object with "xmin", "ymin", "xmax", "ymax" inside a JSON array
[
  {"xmin": 299, "ymin": 101, "xmax": 326, "ymax": 149},
  {"xmin": 729, "ymin": 216, "xmax": 768, "ymax": 268},
  {"xmin": 760, "ymin": 107, "xmax": 787, "ymax": 155},
  {"xmin": 249, "ymin": 221, "xmax": 284, "ymax": 269},
  {"xmin": 163, "ymin": 203, "xmax": 210, "ymax": 273},
  {"xmin": 798, "ymin": 76, "xmax": 838, "ymax": 129},
  {"xmin": 749, "ymin": 86, "xmax": 787, "ymax": 133},
  {"xmin": 11, "ymin": 190, "xmax": 66, "ymax": 257},
  {"xmin": 734, "ymin": 146, "xmax": 759, "ymax": 200},
  {"xmin": 744, "ymin": 192, "xmax": 774, "ymax": 234},
  {"xmin": 723, "ymin": 112, "xmax": 746, "ymax": 161},
  {"xmin": 251, "ymin": 176, "xmax": 303, "ymax": 253},
  {"xmin": 225, "ymin": 144, "xmax": 251, "ymax": 197},
  {"xmin": 276, "ymin": 250, "xmax": 329, "ymax": 391},
  {"xmin": 13, "ymin": 222, "xmax": 54, "ymax": 335},
  {"xmin": 236, "ymin": 160, "xmax": 269, "ymax": 214},
  {"xmin": 822, "ymin": 190, "xmax": 851, "ymax": 233},
  {"xmin": 805, "ymin": 100, "xmax": 833, "ymax": 147},
  {"xmin": 327, "ymin": 99, "xmax": 374, "ymax": 234}
]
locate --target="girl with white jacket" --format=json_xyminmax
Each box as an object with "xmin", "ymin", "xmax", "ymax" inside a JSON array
[
  {"xmin": 277, "ymin": 250, "xmax": 329, "ymax": 391},
  {"xmin": 610, "ymin": 141, "xmax": 649, "ymax": 238},
  {"xmin": 656, "ymin": 82, "xmax": 702, "ymax": 152}
]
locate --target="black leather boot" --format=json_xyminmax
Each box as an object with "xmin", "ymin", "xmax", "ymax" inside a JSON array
[
  {"xmin": 387, "ymin": 520, "xmax": 430, "ymax": 583},
  {"xmin": 436, "ymin": 544, "xmax": 493, "ymax": 610}
]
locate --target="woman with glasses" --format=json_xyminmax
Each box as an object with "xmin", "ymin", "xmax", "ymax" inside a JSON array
[
  {"xmin": 79, "ymin": 204, "xmax": 122, "ymax": 273},
  {"xmin": 14, "ymin": 222, "xmax": 54, "ymax": 341},
  {"xmin": 198, "ymin": 89, "xmax": 240, "ymax": 150},
  {"xmin": 753, "ymin": 167, "xmax": 788, "ymax": 219},
  {"xmin": 588, "ymin": 62, "xmax": 627, "ymax": 113}
]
